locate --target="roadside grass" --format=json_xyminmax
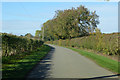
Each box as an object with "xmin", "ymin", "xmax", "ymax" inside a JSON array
[
  {"xmin": 67, "ymin": 47, "xmax": 119, "ymax": 74},
  {"xmin": 2, "ymin": 44, "xmax": 51, "ymax": 79}
]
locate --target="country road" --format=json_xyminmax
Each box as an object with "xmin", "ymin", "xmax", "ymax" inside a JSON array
[{"xmin": 27, "ymin": 44, "xmax": 117, "ymax": 79}]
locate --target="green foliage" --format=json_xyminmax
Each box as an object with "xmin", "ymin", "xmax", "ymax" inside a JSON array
[
  {"xmin": 41, "ymin": 5, "xmax": 99, "ymax": 41},
  {"xmin": 47, "ymin": 33, "xmax": 119, "ymax": 55},
  {"xmin": 25, "ymin": 33, "xmax": 33, "ymax": 39},
  {"xmin": 1, "ymin": 33, "xmax": 44, "ymax": 56},
  {"xmin": 35, "ymin": 30, "xmax": 42, "ymax": 39},
  {"xmin": 58, "ymin": 39, "xmax": 62, "ymax": 46},
  {"xmin": 95, "ymin": 28, "xmax": 105, "ymax": 51},
  {"xmin": 2, "ymin": 45, "xmax": 51, "ymax": 79}
]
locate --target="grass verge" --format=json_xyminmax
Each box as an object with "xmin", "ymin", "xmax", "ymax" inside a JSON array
[
  {"xmin": 2, "ymin": 44, "xmax": 51, "ymax": 79},
  {"xmin": 67, "ymin": 47, "xmax": 119, "ymax": 74}
]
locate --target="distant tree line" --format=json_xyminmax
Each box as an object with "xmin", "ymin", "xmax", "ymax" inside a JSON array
[
  {"xmin": 20, "ymin": 32, "xmax": 42, "ymax": 40},
  {"xmin": 40, "ymin": 5, "xmax": 99, "ymax": 41}
]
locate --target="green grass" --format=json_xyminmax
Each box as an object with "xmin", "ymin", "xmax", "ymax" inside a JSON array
[
  {"xmin": 67, "ymin": 47, "xmax": 119, "ymax": 74},
  {"xmin": 2, "ymin": 44, "xmax": 51, "ymax": 79}
]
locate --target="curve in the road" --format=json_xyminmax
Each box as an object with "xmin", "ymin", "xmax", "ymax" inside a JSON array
[{"xmin": 27, "ymin": 44, "xmax": 117, "ymax": 79}]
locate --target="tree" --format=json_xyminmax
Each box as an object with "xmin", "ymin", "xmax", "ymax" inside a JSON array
[
  {"xmin": 41, "ymin": 5, "xmax": 99, "ymax": 41},
  {"xmin": 35, "ymin": 30, "xmax": 42, "ymax": 40},
  {"xmin": 25, "ymin": 33, "xmax": 33, "ymax": 39}
]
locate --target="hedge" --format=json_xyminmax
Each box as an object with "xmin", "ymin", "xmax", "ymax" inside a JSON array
[
  {"xmin": 1, "ymin": 33, "xmax": 44, "ymax": 56},
  {"xmin": 47, "ymin": 33, "xmax": 120, "ymax": 55}
]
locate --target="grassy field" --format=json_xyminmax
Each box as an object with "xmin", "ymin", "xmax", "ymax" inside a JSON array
[
  {"xmin": 2, "ymin": 44, "xmax": 51, "ymax": 79},
  {"xmin": 67, "ymin": 47, "xmax": 119, "ymax": 74}
]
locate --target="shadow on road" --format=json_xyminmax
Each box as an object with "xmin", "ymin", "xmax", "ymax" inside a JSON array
[
  {"xmin": 27, "ymin": 45, "xmax": 120, "ymax": 80},
  {"xmin": 26, "ymin": 46, "xmax": 55, "ymax": 79}
]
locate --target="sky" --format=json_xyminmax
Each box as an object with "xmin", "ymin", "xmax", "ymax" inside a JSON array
[{"xmin": 2, "ymin": 2, "xmax": 118, "ymax": 36}]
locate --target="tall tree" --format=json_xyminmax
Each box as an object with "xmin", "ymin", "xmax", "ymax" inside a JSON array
[{"xmin": 41, "ymin": 5, "xmax": 99, "ymax": 41}]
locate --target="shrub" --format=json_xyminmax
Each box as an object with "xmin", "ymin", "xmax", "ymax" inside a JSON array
[
  {"xmin": 1, "ymin": 33, "xmax": 44, "ymax": 56},
  {"xmin": 46, "ymin": 33, "xmax": 119, "ymax": 55}
]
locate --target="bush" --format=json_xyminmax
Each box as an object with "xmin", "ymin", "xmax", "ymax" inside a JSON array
[
  {"xmin": 1, "ymin": 33, "xmax": 44, "ymax": 56},
  {"xmin": 46, "ymin": 33, "xmax": 119, "ymax": 55}
]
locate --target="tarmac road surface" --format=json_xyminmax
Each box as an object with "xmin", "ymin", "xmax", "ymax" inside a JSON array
[{"xmin": 27, "ymin": 44, "xmax": 118, "ymax": 79}]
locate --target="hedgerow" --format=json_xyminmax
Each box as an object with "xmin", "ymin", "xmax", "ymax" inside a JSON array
[
  {"xmin": 47, "ymin": 33, "xmax": 119, "ymax": 55},
  {"xmin": 1, "ymin": 33, "xmax": 44, "ymax": 56}
]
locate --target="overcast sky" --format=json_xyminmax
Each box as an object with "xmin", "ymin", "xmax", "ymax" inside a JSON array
[{"xmin": 2, "ymin": 2, "xmax": 118, "ymax": 36}]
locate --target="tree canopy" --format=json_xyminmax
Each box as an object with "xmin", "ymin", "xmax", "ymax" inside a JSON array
[
  {"xmin": 25, "ymin": 33, "xmax": 33, "ymax": 39},
  {"xmin": 35, "ymin": 30, "xmax": 42, "ymax": 39},
  {"xmin": 41, "ymin": 5, "xmax": 99, "ymax": 41}
]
